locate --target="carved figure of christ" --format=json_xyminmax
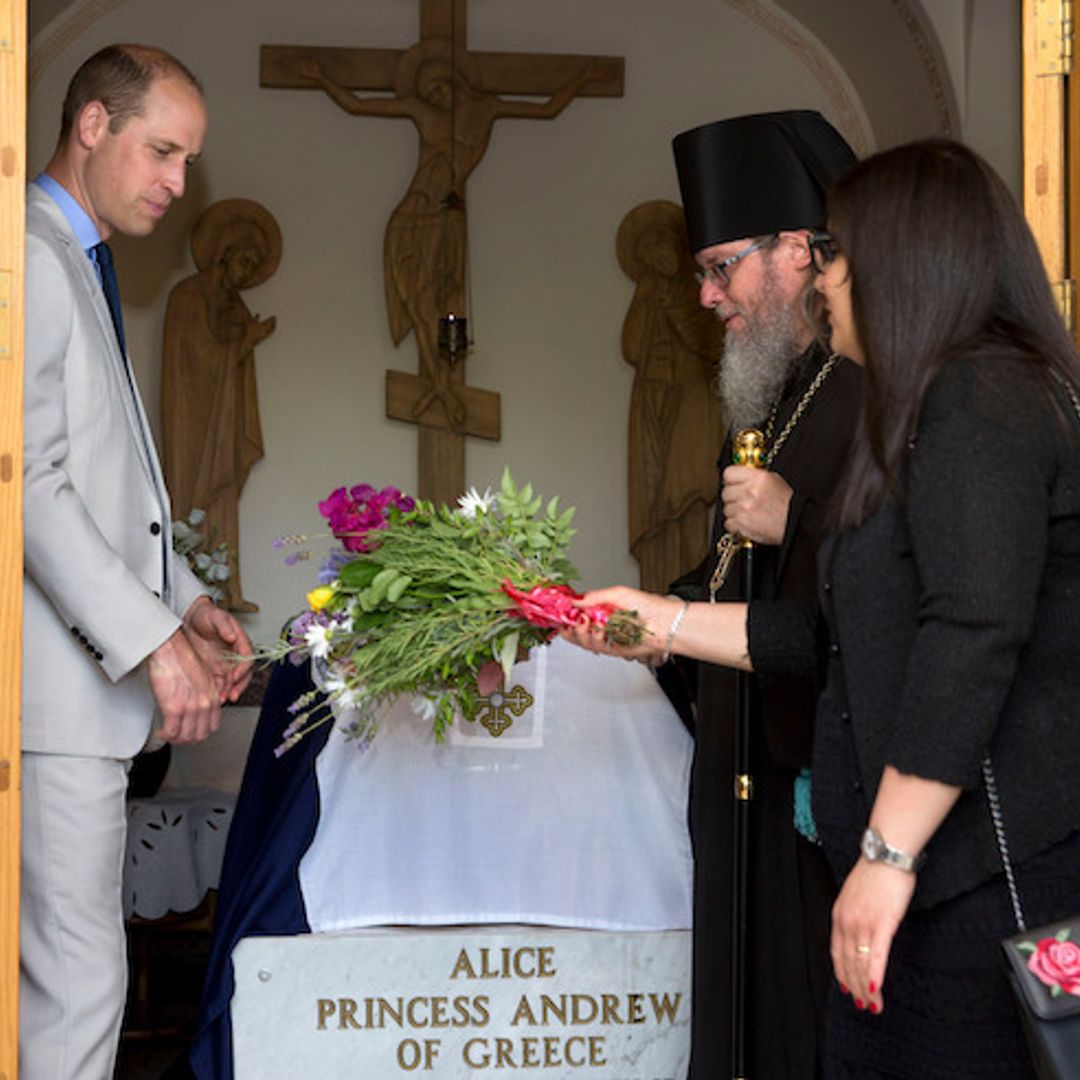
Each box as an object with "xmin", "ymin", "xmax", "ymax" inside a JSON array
[{"xmin": 261, "ymin": 0, "xmax": 623, "ymax": 504}]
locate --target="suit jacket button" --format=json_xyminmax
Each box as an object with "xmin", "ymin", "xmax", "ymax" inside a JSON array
[
  {"xmin": 828, "ymin": 642, "xmax": 841, "ymax": 656},
  {"xmin": 94, "ymin": 651, "xmax": 104, "ymax": 661},
  {"xmin": 70, "ymin": 626, "xmax": 80, "ymax": 637},
  {"xmin": 149, "ymin": 522, "xmax": 162, "ymax": 536}
]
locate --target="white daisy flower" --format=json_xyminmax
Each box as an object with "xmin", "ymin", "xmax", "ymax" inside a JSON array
[
  {"xmin": 322, "ymin": 667, "xmax": 365, "ymax": 709},
  {"xmin": 456, "ymin": 486, "xmax": 495, "ymax": 518},
  {"xmin": 303, "ymin": 622, "xmax": 335, "ymax": 660}
]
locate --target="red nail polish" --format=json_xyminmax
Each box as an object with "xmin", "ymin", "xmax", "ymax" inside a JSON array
[
  {"xmin": 839, "ymin": 982, "xmax": 849, "ymax": 995},
  {"xmin": 869, "ymin": 981, "xmax": 877, "ymax": 994},
  {"xmin": 869, "ymin": 1002, "xmax": 880, "ymax": 1014},
  {"xmin": 854, "ymin": 998, "xmax": 864, "ymax": 1010}
]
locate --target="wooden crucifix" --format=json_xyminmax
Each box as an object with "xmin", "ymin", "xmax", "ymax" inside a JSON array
[{"xmin": 261, "ymin": 0, "xmax": 623, "ymax": 505}]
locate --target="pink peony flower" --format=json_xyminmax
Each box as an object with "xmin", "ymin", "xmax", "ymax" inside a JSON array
[
  {"xmin": 1027, "ymin": 934, "xmax": 1080, "ymax": 996},
  {"xmin": 348, "ymin": 483, "xmax": 376, "ymax": 504},
  {"xmin": 318, "ymin": 485, "xmax": 415, "ymax": 552}
]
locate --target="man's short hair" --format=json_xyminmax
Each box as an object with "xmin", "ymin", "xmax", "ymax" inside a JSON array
[{"xmin": 59, "ymin": 44, "xmax": 202, "ymax": 142}]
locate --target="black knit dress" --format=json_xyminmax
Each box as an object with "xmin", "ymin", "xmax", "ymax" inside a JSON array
[
  {"xmin": 749, "ymin": 351, "xmax": 1080, "ymax": 1078},
  {"xmin": 812, "ymin": 657, "xmax": 1080, "ymax": 1079}
]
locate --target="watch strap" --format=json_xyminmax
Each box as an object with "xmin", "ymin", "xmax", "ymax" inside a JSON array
[{"xmin": 862, "ymin": 827, "xmax": 926, "ymax": 873}]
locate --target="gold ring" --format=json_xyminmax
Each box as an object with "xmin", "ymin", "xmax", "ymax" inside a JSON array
[{"xmin": 855, "ymin": 944, "xmax": 871, "ymax": 955}]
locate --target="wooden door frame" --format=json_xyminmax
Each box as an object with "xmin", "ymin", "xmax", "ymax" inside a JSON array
[
  {"xmin": 0, "ymin": 0, "xmax": 26, "ymax": 1074},
  {"xmin": 1023, "ymin": 0, "xmax": 1074, "ymax": 333}
]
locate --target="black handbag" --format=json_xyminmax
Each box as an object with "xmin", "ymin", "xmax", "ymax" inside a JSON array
[{"xmin": 983, "ymin": 756, "xmax": 1080, "ymax": 1079}]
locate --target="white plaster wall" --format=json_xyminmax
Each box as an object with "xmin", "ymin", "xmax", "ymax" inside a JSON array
[
  {"xmin": 920, "ymin": 0, "xmax": 1021, "ymax": 191},
  {"xmin": 963, "ymin": 1, "xmax": 1022, "ymax": 193}
]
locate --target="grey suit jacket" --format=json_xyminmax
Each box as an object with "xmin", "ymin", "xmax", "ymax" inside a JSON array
[{"xmin": 22, "ymin": 184, "xmax": 205, "ymax": 758}]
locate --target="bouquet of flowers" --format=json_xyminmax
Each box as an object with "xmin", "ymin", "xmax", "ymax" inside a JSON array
[{"xmin": 268, "ymin": 470, "xmax": 641, "ymax": 754}]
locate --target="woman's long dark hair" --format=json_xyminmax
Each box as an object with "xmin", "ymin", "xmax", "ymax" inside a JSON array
[{"xmin": 829, "ymin": 138, "xmax": 1080, "ymax": 530}]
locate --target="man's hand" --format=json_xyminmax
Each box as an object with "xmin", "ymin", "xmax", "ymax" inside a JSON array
[
  {"xmin": 721, "ymin": 465, "xmax": 793, "ymax": 545},
  {"xmin": 148, "ymin": 628, "xmax": 221, "ymax": 743},
  {"xmin": 183, "ymin": 596, "xmax": 255, "ymax": 704}
]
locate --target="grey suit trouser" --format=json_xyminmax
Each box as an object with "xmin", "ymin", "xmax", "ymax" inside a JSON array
[{"xmin": 20, "ymin": 752, "xmax": 130, "ymax": 1080}]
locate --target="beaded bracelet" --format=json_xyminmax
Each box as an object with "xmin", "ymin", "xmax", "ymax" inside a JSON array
[{"xmin": 660, "ymin": 599, "xmax": 690, "ymax": 665}]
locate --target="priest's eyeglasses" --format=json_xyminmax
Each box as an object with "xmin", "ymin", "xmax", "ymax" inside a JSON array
[
  {"xmin": 808, "ymin": 230, "xmax": 839, "ymax": 273},
  {"xmin": 694, "ymin": 235, "xmax": 775, "ymax": 289}
]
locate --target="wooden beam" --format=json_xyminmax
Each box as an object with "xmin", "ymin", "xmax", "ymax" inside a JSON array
[
  {"xmin": 470, "ymin": 53, "xmax": 623, "ymax": 97},
  {"xmin": 261, "ymin": 44, "xmax": 623, "ymax": 98},
  {"xmin": 385, "ymin": 370, "xmax": 500, "ymax": 440},
  {"xmin": 0, "ymin": 0, "xmax": 25, "ymax": 1073},
  {"xmin": 1022, "ymin": 0, "xmax": 1069, "ymax": 314},
  {"xmin": 1069, "ymin": 7, "xmax": 1080, "ymax": 346},
  {"xmin": 260, "ymin": 46, "xmax": 403, "ymax": 91},
  {"xmin": 420, "ymin": 0, "xmax": 466, "ymax": 45}
]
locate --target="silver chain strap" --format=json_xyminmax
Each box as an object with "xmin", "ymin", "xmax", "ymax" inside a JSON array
[
  {"xmin": 981, "ymin": 371, "xmax": 1080, "ymax": 936},
  {"xmin": 981, "ymin": 754, "xmax": 1027, "ymax": 932},
  {"xmin": 1054, "ymin": 370, "xmax": 1080, "ymax": 423}
]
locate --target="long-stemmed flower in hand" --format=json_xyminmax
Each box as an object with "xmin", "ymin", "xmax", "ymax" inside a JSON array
[{"xmin": 266, "ymin": 470, "xmax": 642, "ymax": 753}]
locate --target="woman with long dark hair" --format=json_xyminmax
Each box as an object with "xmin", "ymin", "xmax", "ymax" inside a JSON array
[{"xmin": 565, "ymin": 139, "xmax": 1080, "ymax": 1076}]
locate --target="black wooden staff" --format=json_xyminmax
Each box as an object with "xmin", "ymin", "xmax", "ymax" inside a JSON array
[{"xmin": 731, "ymin": 428, "xmax": 765, "ymax": 1080}]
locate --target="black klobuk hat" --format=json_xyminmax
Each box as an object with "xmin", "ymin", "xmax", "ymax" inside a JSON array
[{"xmin": 672, "ymin": 110, "xmax": 857, "ymax": 253}]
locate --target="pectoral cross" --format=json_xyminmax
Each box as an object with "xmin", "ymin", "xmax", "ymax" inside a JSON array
[{"xmin": 261, "ymin": 0, "xmax": 624, "ymax": 505}]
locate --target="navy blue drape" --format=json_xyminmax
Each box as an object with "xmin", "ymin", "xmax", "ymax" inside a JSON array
[{"xmin": 189, "ymin": 660, "xmax": 328, "ymax": 1080}]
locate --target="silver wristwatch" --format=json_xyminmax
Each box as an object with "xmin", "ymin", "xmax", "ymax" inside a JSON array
[{"xmin": 860, "ymin": 827, "xmax": 926, "ymax": 873}]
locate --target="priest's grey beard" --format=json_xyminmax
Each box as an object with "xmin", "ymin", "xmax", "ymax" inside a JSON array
[{"xmin": 716, "ymin": 273, "xmax": 806, "ymax": 429}]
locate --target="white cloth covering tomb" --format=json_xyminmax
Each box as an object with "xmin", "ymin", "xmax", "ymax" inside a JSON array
[{"xmin": 299, "ymin": 636, "xmax": 694, "ymax": 932}]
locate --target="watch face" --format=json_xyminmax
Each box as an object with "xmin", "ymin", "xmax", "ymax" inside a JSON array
[{"xmin": 861, "ymin": 829, "xmax": 881, "ymax": 861}]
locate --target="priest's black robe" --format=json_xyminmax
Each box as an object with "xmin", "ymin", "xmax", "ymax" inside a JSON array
[{"xmin": 670, "ymin": 343, "xmax": 862, "ymax": 1079}]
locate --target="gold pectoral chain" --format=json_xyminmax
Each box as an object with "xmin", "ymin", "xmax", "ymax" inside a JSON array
[
  {"xmin": 709, "ymin": 533, "xmax": 742, "ymax": 600},
  {"xmin": 708, "ymin": 354, "xmax": 839, "ymax": 602}
]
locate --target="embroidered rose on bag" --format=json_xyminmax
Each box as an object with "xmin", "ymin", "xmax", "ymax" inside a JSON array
[{"xmin": 1021, "ymin": 930, "xmax": 1080, "ymax": 997}]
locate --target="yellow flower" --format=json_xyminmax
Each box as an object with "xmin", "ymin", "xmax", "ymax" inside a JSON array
[{"xmin": 307, "ymin": 585, "xmax": 335, "ymax": 611}]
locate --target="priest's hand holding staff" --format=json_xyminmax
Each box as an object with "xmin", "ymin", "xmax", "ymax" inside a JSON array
[{"xmin": 721, "ymin": 465, "xmax": 793, "ymax": 545}]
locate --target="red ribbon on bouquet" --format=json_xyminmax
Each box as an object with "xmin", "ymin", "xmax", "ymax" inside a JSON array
[{"xmin": 500, "ymin": 580, "xmax": 619, "ymax": 632}]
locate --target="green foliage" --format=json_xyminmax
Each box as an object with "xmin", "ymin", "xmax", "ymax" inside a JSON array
[{"xmin": 268, "ymin": 471, "xmax": 581, "ymax": 744}]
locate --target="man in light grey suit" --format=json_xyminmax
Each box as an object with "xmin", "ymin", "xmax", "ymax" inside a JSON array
[{"xmin": 22, "ymin": 45, "xmax": 253, "ymax": 1078}]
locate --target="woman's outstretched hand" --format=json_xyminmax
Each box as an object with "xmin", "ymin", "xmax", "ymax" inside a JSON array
[{"xmin": 560, "ymin": 586, "xmax": 679, "ymax": 666}]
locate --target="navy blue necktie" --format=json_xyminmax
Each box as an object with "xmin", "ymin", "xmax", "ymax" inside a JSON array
[
  {"xmin": 92, "ymin": 240, "xmax": 155, "ymax": 469},
  {"xmin": 92, "ymin": 241, "xmax": 126, "ymax": 356}
]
